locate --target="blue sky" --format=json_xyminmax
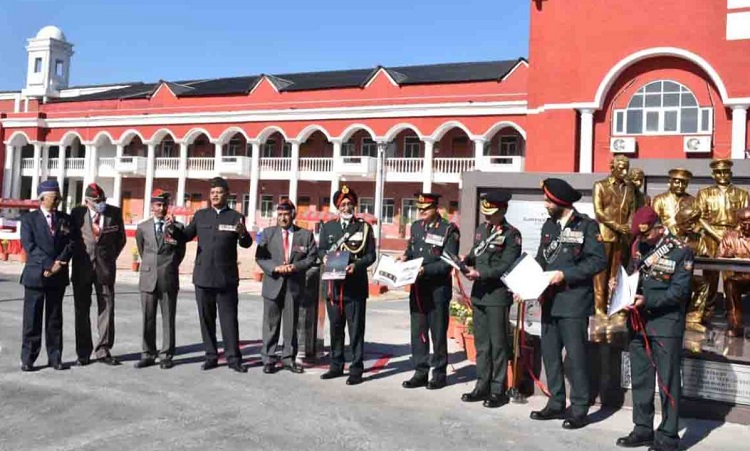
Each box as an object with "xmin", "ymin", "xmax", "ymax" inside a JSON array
[{"xmin": 0, "ymin": 0, "xmax": 529, "ymax": 90}]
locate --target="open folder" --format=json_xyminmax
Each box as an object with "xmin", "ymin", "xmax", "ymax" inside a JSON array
[
  {"xmin": 608, "ymin": 265, "xmax": 640, "ymax": 316},
  {"xmin": 501, "ymin": 253, "xmax": 555, "ymax": 301}
]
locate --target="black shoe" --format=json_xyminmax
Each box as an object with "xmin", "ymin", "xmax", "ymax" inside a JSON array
[
  {"xmin": 461, "ymin": 389, "xmax": 489, "ymax": 402},
  {"xmin": 346, "ymin": 374, "xmax": 364, "ymax": 385},
  {"xmin": 201, "ymin": 360, "xmax": 219, "ymax": 371},
  {"xmin": 281, "ymin": 362, "xmax": 304, "ymax": 374},
  {"xmin": 616, "ymin": 431, "xmax": 654, "ymax": 448},
  {"xmin": 134, "ymin": 358, "xmax": 156, "ymax": 369},
  {"xmin": 21, "ymin": 363, "xmax": 35, "ymax": 372},
  {"xmin": 263, "ymin": 363, "xmax": 276, "ymax": 374},
  {"xmin": 426, "ymin": 378, "xmax": 447, "ymax": 390},
  {"xmin": 402, "ymin": 375, "xmax": 428, "ymax": 389},
  {"xmin": 483, "ymin": 393, "xmax": 509, "ymax": 408},
  {"xmin": 228, "ymin": 362, "xmax": 248, "ymax": 373},
  {"xmin": 160, "ymin": 360, "xmax": 174, "ymax": 370},
  {"xmin": 562, "ymin": 417, "xmax": 588, "ymax": 430},
  {"xmin": 530, "ymin": 407, "xmax": 566, "ymax": 421},
  {"xmin": 99, "ymin": 356, "xmax": 121, "ymax": 366},
  {"xmin": 50, "ymin": 362, "xmax": 67, "ymax": 371},
  {"xmin": 320, "ymin": 369, "xmax": 344, "ymax": 380},
  {"xmin": 75, "ymin": 357, "xmax": 91, "ymax": 366}
]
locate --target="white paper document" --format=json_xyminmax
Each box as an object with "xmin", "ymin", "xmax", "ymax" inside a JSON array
[
  {"xmin": 372, "ymin": 256, "xmax": 424, "ymax": 288},
  {"xmin": 608, "ymin": 265, "xmax": 640, "ymax": 316},
  {"xmin": 501, "ymin": 253, "xmax": 555, "ymax": 301}
]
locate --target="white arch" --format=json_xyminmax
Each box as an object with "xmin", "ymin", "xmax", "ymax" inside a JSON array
[
  {"xmin": 295, "ymin": 125, "xmax": 332, "ymax": 143},
  {"xmin": 92, "ymin": 131, "xmax": 116, "ymax": 146},
  {"xmin": 594, "ymin": 47, "xmax": 729, "ymax": 109},
  {"xmin": 482, "ymin": 121, "xmax": 527, "ymax": 141},
  {"xmin": 118, "ymin": 129, "xmax": 146, "ymax": 145},
  {"xmin": 338, "ymin": 123, "xmax": 377, "ymax": 142},
  {"xmin": 59, "ymin": 131, "xmax": 85, "ymax": 148},
  {"xmin": 182, "ymin": 127, "xmax": 214, "ymax": 144},
  {"xmin": 256, "ymin": 126, "xmax": 288, "ymax": 143},
  {"xmin": 383, "ymin": 123, "xmax": 425, "ymax": 142},
  {"xmin": 5, "ymin": 131, "xmax": 31, "ymax": 146},
  {"xmin": 149, "ymin": 128, "xmax": 178, "ymax": 144},
  {"xmin": 216, "ymin": 127, "xmax": 250, "ymax": 145},
  {"xmin": 429, "ymin": 120, "xmax": 473, "ymax": 141}
]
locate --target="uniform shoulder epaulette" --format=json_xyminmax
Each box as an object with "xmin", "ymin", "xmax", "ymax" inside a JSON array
[{"xmin": 356, "ymin": 217, "xmax": 365, "ymax": 223}]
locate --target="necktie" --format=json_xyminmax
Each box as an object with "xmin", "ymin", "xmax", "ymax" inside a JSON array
[
  {"xmin": 342, "ymin": 221, "xmax": 348, "ymax": 232},
  {"xmin": 156, "ymin": 221, "xmax": 164, "ymax": 244},
  {"xmin": 47, "ymin": 213, "xmax": 55, "ymax": 234},
  {"xmin": 92, "ymin": 213, "xmax": 101, "ymax": 240},
  {"xmin": 282, "ymin": 229, "xmax": 290, "ymax": 263}
]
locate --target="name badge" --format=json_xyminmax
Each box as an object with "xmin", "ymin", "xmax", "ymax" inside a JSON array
[
  {"xmin": 350, "ymin": 232, "xmax": 364, "ymax": 241},
  {"xmin": 425, "ymin": 233, "xmax": 444, "ymax": 246},
  {"xmin": 559, "ymin": 229, "xmax": 584, "ymax": 244},
  {"xmin": 218, "ymin": 224, "xmax": 236, "ymax": 232}
]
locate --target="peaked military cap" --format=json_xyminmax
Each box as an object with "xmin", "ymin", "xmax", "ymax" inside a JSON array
[
  {"xmin": 415, "ymin": 192, "xmax": 441, "ymax": 209},
  {"xmin": 480, "ymin": 190, "xmax": 512, "ymax": 215}
]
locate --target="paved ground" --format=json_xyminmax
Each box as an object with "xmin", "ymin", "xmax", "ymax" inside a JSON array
[{"xmin": 0, "ymin": 262, "xmax": 748, "ymax": 450}]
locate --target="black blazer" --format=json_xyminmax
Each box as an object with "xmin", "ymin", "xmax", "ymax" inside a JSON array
[
  {"xmin": 255, "ymin": 225, "xmax": 317, "ymax": 300},
  {"xmin": 70, "ymin": 204, "xmax": 127, "ymax": 286},
  {"xmin": 20, "ymin": 209, "xmax": 75, "ymax": 289},
  {"xmin": 172, "ymin": 207, "xmax": 252, "ymax": 289}
]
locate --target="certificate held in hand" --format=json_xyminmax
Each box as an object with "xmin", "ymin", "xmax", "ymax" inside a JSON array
[
  {"xmin": 501, "ymin": 253, "xmax": 555, "ymax": 301},
  {"xmin": 322, "ymin": 251, "xmax": 350, "ymax": 281},
  {"xmin": 608, "ymin": 265, "xmax": 640, "ymax": 316},
  {"xmin": 372, "ymin": 255, "xmax": 424, "ymax": 288}
]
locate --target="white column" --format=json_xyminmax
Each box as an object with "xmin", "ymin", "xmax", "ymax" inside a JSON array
[
  {"xmin": 214, "ymin": 141, "xmax": 222, "ymax": 160},
  {"xmin": 40, "ymin": 145, "xmax": 50, "ymax": 182},
  {"xmin": 11, "ymin": 145, "xmax": 22, "ymax": 199},
  {"xmin": 57, "ymin": 145, "xmax": 66, "ymax": 203},
  {"xmin": 143, "ymin": 143, "xmax": 156, "ymax": 219},
  {"xmin": 247, "ymin": 141, "xmax": 261, "ymax": 230},
  {"xmin": 111, "ymin": 144, "xmax": 124, "ymax": 207},
  {"xmin": 731, "ymin": 105, "xmax": 749, "ymax": 159},
  {"xmin": 30, "ymin": 143, "xmax": 42, "ymax": 198},
  {"xmin": 473, "ymin": 138, "xmax": 485, "ymax": 169},
  {"xmin": 578, "ymin": 108, "xmax": 595, "ymax": 174},
  {"xmin": 288, "ymin": 141, "xmax": 300, "ymax": 205},
  {"xmin": 3, "ymin": 145, "xmax": 15, "ymax": 198},
  {"xmin": 373, "ymin": 141, "xmax": 388, "ymax": 246},
  {"xmin": 330, "ymin": 140, "xmax": 342, "ymax": 209},
  {"xmin": 422, "ymin": 139, "xmax": 434, "ymax": 192},
  {"xmin": 177, "ymin": 142, "xmax": 187, "ymax": 207},
  {"xmin": 88, "ymin": 144, "xmax": 99, "ymax": 184}
]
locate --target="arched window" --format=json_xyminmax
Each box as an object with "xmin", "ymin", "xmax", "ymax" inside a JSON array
[{"xmin": 613, "ymin": 80, "xmax": 712, "ymax": 135}]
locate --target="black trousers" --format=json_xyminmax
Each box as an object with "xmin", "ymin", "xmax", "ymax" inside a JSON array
[
  {"xmin": 410, "ymin": 288, "xmax": 450, "ymax": 381},
  {"xmin": 73, "ymin": 273, "xmax": 116, "ymax": 359},
  {"xmin": 195, "ymin": 286, "xmax": 241, "ymax": 365},
  {"xmin": 541, "ymin": 316, "xmax": 590, "ymax": 418},
  {"xmin": 473, "ymin": 304, "xmax": 511, "ymax": 394},
  {"xmin": 21, "ymin": 286, "xmax": 65, "ymax": 366},
  {"xmin": 261, "ymin": 286, "xmax": 300, "ymax": 365},
  {"xmin": 630, "ymin": 334, "xmax": 682, "ymax": 449},
  {"xmin": 326, "ymin": 296, "xmax": 366, "ymax": 376},
  {"xmin": 140, "ymin": 284, "xmax": 178, "ymax": 360}
]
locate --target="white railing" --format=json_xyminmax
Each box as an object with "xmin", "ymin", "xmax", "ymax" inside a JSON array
[
  {"xmin": 98, "ymin": 157, "xmax": 116, "ymax": 171},
  {"xmin": 259, "ymin": 157, "xmax": 292, "ymax": 172},
  {"xmin": 386, "ymin": 157, "xmax": 423, "ymax": 173},
  {"xmin": 155, "ymin": 158, "xmax": 179, "ymax": 171},
  {"xmin": 299, "ymin": 157, "xmax": 333, "ymax": 173},
  {"xmin": 21, "ymin": 158, "xmax": 34, "ymax": 169},
  {"xmin": 47, "ymin": 160, "xmax": 59, "ymax": 171},
  {"xmin": 65, "ymin": 158, "xmax": 85, "ymax": 170},
  {"xmin": 187, "ymin": 157, "xmax": 215, "ymax": 172},
  {"xmin": 433, "ymin": 158, "xmax": 475, "ymax": 174}
]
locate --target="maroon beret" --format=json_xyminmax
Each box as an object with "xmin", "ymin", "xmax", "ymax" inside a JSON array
[{"xmin": 631, "ymin": 206, "xmax": 660, "ymax": 236}]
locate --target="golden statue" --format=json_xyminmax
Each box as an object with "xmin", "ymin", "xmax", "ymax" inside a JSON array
[
  {"xmin": 629, "ymin": 167, "xmax": 650, "ymax": 210},
  {"xmin": 593, "ymin": 155, "xmax": 635, "ymax": 318},
  {"xmin": 718, "ymin": 207, "xmax": 750, "ymax": 337},
  {"xmin": 696, "ymin": 159, "xmax": 749, "ymax": 322},
  {"xmin": 652, "ymin": 168, "xmax": 695, "ymax": 236},
  {"xmin": 674, "ymin": 204, "xmax": 710, "ymax": 333}
]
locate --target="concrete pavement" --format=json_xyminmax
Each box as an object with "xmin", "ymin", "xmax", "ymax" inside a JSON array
[{"xmin": 0, "ymin": 262, "xmax": 748, "ymax": 450}]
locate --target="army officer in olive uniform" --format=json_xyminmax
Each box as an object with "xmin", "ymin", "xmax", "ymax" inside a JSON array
[
  {"xmin": 615, "ymin": 207, "xmax": 692, "ymax": 451},
  {"xmin": 400, "ymin": 192, "xmax": 460, "ymax": 390},
  {"xmin": 529, "ymin": 178, "xmax": 607, "ymax": 429},
  {"xmin": 461, "ymin": 190, "xmax": 522, "ymax": 408},
  {"xmin": 318, "ymin": 185, "xmax": 376, "ymax": 386}
]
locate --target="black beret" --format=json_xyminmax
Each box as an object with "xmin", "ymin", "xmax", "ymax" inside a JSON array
[
  {"xmin": 210, "ymin": 177, "xmax": 229, "ymax": 191},
  {"xmin": 541, "ymin": 178, "xmax": 581, "ymax": 207}
]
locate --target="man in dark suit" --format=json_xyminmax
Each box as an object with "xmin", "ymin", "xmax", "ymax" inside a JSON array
[
  {"xmin": 255, "ymin": 199, "xmax": 318, "ymax": 374},
  {"xmin": 400, "ymin": 192, "xmax": 459, "ymax": 390},
  {"xmin": 462, "ymin": 190, "xmax": 522, "ymax": 407},
  {"xmin": 135, "ymin": 190, "xmax": 186, "ymax": 369},
  {"xmin": 528, "ymin": 178, "xmax": 607, "ymax": 429},
  {"xmin": 615, "ymin": 207, "xmax": 692, "ymax": 451},
  {"xmin": 19, "ymin": 180, "xmax": 76, "ymax": 372},
  {"xmin": 71, "ymin": 183, "xmax": 127, "ymax": 366},
  {"xmin": 169, "ymin": 177, "xmax": 252, "ymax": 373},
  {"xmin": 318, "ymin": 185, "xmax": 376, "ymax": 385}
]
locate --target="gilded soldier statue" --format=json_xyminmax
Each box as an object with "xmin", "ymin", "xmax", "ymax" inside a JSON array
[
  {"xmin": 674, "ymin": 204, "xmax": 710, "ymax": 333},
  {"xmin": 629, "ymin": 167, "xmax": 650, "ymax": 211},
  {"xmin": 717, "ymin": 207, "xmax": 750, "ymax": 337},
  {"xmin": 696, "ymin": 159, "xmax": 749, "ymax": 323},
  {"xmin": 652, "ymin": 168, "xmax": 695, "ymax": 236},
  {"xmin": 593, "ymin": 155, "xmax": 635, "ymax": 318}
]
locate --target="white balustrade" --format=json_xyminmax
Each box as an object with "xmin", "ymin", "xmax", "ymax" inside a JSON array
[
  {"xmin": 65, "ymin": 158, "xmax": 85, "ymax": 170},
  {"xmin": 155, "ymin": 157, "xmax": 179, "ymax": 171},
  {"xmin": 21, "ymin": 158, "xmax": 34, "ymax": 169},
  {"xmin": 98, "ymin": 157, "xmax": 116, "ymax": 171},
  {"xmin": 385, "ymin": 157, "xmax": 423, "ymax": 173},
  {"xmin": 433, "ymin": 158, "xmax": 475, "ymax": 174},
  {"xmin": 259, "ymin": 157, "xmax": 292, "ymax": 172},
  {"xmin": 299, "ymin": 157, "xmax": 333, "ymax": 173},
  {"xmin": 47, "ymin": 159, "xmax": 59, "ymax": 171},
  {"xmin": 187, "ymin": 157, "xmax": 215, "ymax": 172}
]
